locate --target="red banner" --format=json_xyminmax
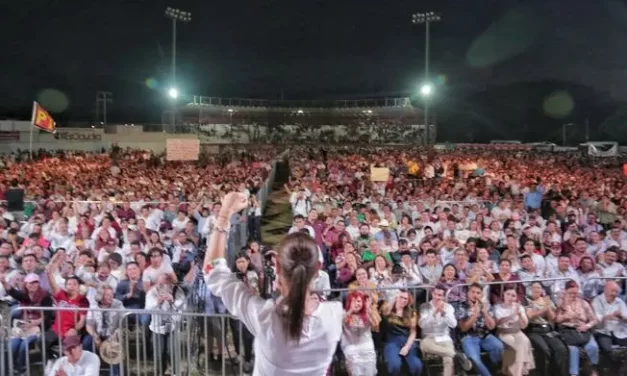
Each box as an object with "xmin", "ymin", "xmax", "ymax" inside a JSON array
[{"xmin": 31, "ymin": 101, "xmax": 56, "ymax": 133}]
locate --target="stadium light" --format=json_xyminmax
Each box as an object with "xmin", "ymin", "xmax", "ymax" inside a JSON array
[
  {"xmin": 412, "ymin": 11, "xmax": 442, "ymax": 145},
  {"xmin": 420, "ymin": 84, "xmax": 432, "ymax": 96},
  {"xmin": 165, "ymin": 7, "xmax": 192, "ymax": 86},
  {"xmin": 168, "ymin": 88, "xmax": 179, "ymax": 99}
]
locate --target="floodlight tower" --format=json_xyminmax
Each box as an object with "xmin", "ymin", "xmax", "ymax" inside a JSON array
[
  {"xmin": 412, "ymin": 11, "xmax": 441, "ymax": 145},
  {"xmin": 165, "ymin": 7, "xmax": 191, "ymax": 129},
  {"xmin": 165, "ymin": 7, "xmax": 191, "ymax": 90}
]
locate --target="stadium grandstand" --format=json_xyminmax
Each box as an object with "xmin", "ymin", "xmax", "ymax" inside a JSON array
[{"xmin": 177, "ymin": 95, "xmax": 430, "ymax": 145}]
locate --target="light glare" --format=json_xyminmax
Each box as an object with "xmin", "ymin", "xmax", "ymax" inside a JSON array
[{"xmin": 420, "ymin": 84, "xmax": 432, "ymax": 96}]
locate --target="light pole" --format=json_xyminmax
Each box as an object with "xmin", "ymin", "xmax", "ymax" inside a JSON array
[
  {"xmin": 562, "ymin": 123, "xmax": 574, "ymax": 146},
  {"xmin": 412, "ymin": 11, "xmax": 441, "ymax": 145},
  {"xmin": 165, "ymin": 7, "xmax": 191, "ymax": 89},
  {"xmin": 165, "ymin": 7, "xmax": 191, "ymax": 130},
  {"xmin": 228, "ymin": 109, "xmax": 234, "ymax": 143},
  {"xmin": 95, "ymin": 91, "xmax": 112, "ymax": 126}
]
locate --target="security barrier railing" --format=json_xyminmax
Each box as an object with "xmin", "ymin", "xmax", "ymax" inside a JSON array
[
  {"xmin": 443, "ymin": 277, "xmax": 579, "ymax": 302},
  {"xmin": 6, "ymin": 284, "xmax": 431, "ymax": 376},
  {"xmin": 314, "ymin": 284, "xmax": 435, "ymax": 304},
  {"xmin": 5, "ymin": 276, "xmax": 623, "ymax": 376},
  {"xmin": 8, "ymin": 306, "xmax": 247, "ymax": 376}
]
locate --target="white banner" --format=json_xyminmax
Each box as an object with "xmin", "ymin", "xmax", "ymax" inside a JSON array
[
  {"xmin": 166, "ymin": 139, "xmax": 200, "ymax": 161},
  {"xmin": 587, "ymin": 142, "xmax": 618, "ymax": 157}
]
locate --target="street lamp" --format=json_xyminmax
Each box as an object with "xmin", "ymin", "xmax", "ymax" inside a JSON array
[{"xmin": 412, "ymin": 11, "xmax": 441, "ymax": 145}]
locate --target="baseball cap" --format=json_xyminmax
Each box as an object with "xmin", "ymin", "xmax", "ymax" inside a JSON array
[
  {"xmin": 63, "ymin": 335, "xmax": 81, "ymax": 352},
  {"xmin": 24, "ymin": 273, "xmax": 40, "ymax": 284}
]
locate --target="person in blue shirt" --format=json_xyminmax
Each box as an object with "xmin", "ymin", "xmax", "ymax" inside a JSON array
[{"xmin": 524, "ymin": 184, "xmax": 544, "ymax": 211}]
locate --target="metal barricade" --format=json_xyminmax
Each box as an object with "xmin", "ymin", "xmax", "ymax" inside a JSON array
[
  {"xmin": 0, "ymin": 315, "xmax": 5, "ymax": 376},
  {"xmin": 444, "ymin": 277, "xmax": 578, "ymax": 302},
  {"xmin": 583, "ymin": 276, "xmax": 627, "ymax": 297},
  {"xmin": 8, "ymin": 306, "xmax": 247, "ymax": 376},
  {"xmin": 314, "ymin": 284, "xmax": 435, "ymax": 304}
]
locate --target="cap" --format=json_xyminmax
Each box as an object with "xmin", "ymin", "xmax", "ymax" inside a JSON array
[
  {"xmin": 63, "ymin": 335, "xmax": 81, "ymax": 352},
  {"xmin": 24, "ymin": 273, "xmax": 40, "ymax": 284},
  {"xmin": 379, "ymin": 219, "xmax": 390, "ymax": 227}
]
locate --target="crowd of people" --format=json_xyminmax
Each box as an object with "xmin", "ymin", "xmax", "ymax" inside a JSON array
[
  {"xmin": 0, "ymin": 147, "xmax": 275, "ymax": 375},
  {"xmin": 274, "ymin": 147, "xmax": 626, "ymax": 375},
  {"xmin": 2, "ymin": 143, "xmax": 627, "ymax": 375}
]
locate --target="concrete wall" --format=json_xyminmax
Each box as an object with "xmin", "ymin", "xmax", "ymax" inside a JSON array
[{"xmin": 0, "ymin": 121, "xmax": 198, "ymax": 153}]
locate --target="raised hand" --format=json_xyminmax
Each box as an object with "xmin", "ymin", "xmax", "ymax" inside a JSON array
[{"xmin": 220, "ymin": 192, "xmax": 249, "ymax": 216}]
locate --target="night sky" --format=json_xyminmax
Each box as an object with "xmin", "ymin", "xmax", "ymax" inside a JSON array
[{"xmin": 1, "ymin": 0, "xmax": 627, "ymax": 141}]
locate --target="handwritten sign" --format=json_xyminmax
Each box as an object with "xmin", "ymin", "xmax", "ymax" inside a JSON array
[
  {"xmin": 166, "ymin": 139, "xmax": 200, "ymax": 161},
  {"xmin": 370, "ymin": 167, "xmax": 390, "ymax": 182}
]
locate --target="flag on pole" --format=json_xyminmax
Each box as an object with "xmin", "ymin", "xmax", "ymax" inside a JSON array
[{"xmin": 31, "ymin": 101, "xmax": 56, "ymax": 133}]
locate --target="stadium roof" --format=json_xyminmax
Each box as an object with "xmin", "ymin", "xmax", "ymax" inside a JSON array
[{"xmin": 186, "ymin": 95, "xmax": 413, "ymax": 109}]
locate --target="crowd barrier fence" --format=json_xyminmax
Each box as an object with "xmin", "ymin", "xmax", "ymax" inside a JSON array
[
  {"xmin": 315, "ymin": 284, "xmax": 435, "ymax": 303},
  {"xmin": 7, "ymin": 306, "xmax": 246, "ymax": 376},
  {"xmin": 5, "ymin": 276, "xmax": 623, "ymax": 376},
  {"xmin": 443, "ymin": 276, "xmax": 578, "ymax": 301}
]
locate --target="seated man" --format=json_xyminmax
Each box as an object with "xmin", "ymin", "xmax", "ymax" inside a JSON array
[
  {"xmin": 419, "ymin": 284, "xmax": 472, "ymax": 376},
  {"xmin": 591, "ymin": 281, "xmax": 627, "ymax": 363},
  {"xmin": 455, "ymin": 282, "xmax": 504, "ymax": 376}
]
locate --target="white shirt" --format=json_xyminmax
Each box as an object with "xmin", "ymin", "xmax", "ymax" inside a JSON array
[
  {"xmin": 418, "ymin": 302, "xmax": 457, "ymax": 341},
  {"xmin": 288, "ymin": 225, "xmax": 315, "ymax": 239},
  {"xmin": 205, "ymin": 259, "xmax": 343, "ymax": 376},
  {"xmin": 142, "ymin": 263, "xmax": 175, "ymax": 286},
  {"xmin": 49, "ymin": 350, "xmax": 100, "ymax": 376},
  {"xmin": 290, "ymin": 196, "xmax": 310, "ymax": 217},
  {"xmin": 592, "ymin": 294, "xmax": 627, "ymax": 338},
  {"xmin": 171, "ymin": 217, "xmax": 189, "ymax": 232},
  {"xmin": 47, "ymin": 231, "xmax": 75, "ymax": 251}
]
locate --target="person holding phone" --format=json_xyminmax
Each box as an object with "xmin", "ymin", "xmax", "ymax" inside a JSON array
[{"xmin": 203, "ymin": 192, "xmax": 343, "ymax": 376}]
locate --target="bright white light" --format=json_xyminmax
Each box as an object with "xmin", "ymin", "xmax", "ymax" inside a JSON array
[
  {"xmin": 297, "ymin": 109, "xmax": 304, "ymax": 114},
  {"xmin": 228, "ymin": 109, "xmax": 234, "ymax": 113},
  {"xmin": 420, "ymin": 84, "xmax": 432, "ymax": 96},
  {"xmin": 168, "ymin": 88, "xmax": 179, "ymax": 99}
]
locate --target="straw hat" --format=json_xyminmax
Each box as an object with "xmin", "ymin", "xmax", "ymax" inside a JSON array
[{"xmin": 99, "ymin": 333, "xmax": 123, "ymax": 365}]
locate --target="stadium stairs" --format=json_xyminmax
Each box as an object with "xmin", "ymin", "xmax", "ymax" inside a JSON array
[{"xmin": 260, "ymin": 159, "xmax": 292, "ymax": 247}]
